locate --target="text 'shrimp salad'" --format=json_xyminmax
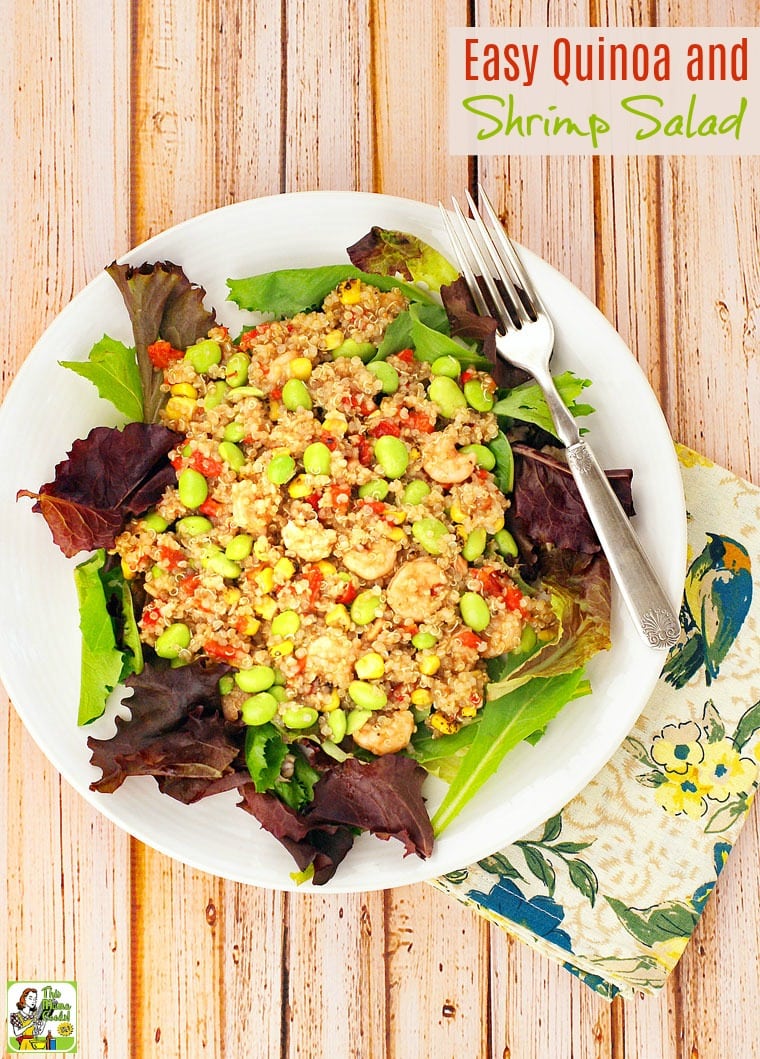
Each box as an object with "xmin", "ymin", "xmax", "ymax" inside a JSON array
[{"xmin": 20, "ymin": 228, "xmax": 631, "ymax": 884}]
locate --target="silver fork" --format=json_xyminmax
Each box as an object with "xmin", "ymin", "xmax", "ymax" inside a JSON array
[{"xmin": 440, "ymin": 186, "xmax": 680, "ymax": 649}]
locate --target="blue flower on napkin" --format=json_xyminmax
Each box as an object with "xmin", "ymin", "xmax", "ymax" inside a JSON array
[{"xmin": 467, "ymin": 877, "xmax": 573, "ymax": 953}]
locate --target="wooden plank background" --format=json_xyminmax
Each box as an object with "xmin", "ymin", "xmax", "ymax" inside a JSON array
[{"xmin": 1, "ymin": 1, "xmax": 758, "ymax": 1056}]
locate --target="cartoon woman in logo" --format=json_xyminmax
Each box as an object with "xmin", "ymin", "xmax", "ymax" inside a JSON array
[{"xmin": 9, "ymin": 988, "xmax": 47, "ymax": 1050}]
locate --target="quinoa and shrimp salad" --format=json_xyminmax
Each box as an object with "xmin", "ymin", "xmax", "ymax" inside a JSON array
[{"xmin": 22, "ymin": 228, "xmax": 626, "ymax": 883}]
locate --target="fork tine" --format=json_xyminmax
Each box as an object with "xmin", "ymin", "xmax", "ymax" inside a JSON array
[
  {"xmin": 463, "ymin": 190, "xmax": 531, "ymax": 328},
  {"xmin": 478, "ymin": 184, "xmax": 541, "ymax": 317},
  {"xmin": 449, "ymin": 197, "xmax": 516, "ymax": 332},
  {"xmin": 438, "ymin": 204, "xmax": 490, "ymax": 319}
]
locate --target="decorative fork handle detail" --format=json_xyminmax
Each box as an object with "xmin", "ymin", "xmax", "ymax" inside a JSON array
[{"xmin": 540, "ymin": 370, "xmax": 681, "ymax": 649}]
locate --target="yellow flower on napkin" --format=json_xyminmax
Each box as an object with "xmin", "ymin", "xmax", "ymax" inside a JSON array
[
  {"xmin": 651, "ymin": 721, "xmax": 704, "ymax": 774},
  {"xmin": 654, "ymin": 766, "xmax": 707, "ymax": 819},
  {"xmin": 695, "ymin": 740, "xmax": 756, "ymax": 801}
]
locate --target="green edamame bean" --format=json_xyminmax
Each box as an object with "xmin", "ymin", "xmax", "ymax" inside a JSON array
[
  {"xmin": 176, "ymin": 515, "xmax": 213, "ymax": 537},
  {"xmin": 373, "ymin": 435, "xmax": 409, "ymax": 479},
  {"xmin": 327, "ymin": 708, "xmax": 347, "ymax": 743},
  {"xmin": 204, "ymin": 380, "xmax": 229, "ymax": 409},
  {"xmin": 346, "ymin": 708, "xmax": 372, "ymax": 735},
  {"xmin": 267, "ymin": 453, "xmax": 296, "ymax": 485},
  {"xmin": 459, "ymin": 591, "xmax": 491, "ymax": 632},
  {"xmin": 350, "ymin": 590, "xmax": 383, "ymax": 625},
  {"xmin": 202, "ymin": 551, "xmax": 241, "ymax": 579},
  {"xmin": 271, "ymin": 609, "xmax": 301, "ymax": 638},
  {"xmin": 411, "ymin": 631, "xmax": 438, "ymax": 650},
  {"xmin": 331, "ymin": 338, "xmax": 376, "ymax": 363},
  {"xmin": 218, "ymin": 675, "xmax": 234, "ymax": 696},
  {"xmin": 178, "ymin": 468, "xmax": 208, "ymax": 509},
  {"xmin": 519, "ymin": 625, "xmax": 537, "ymax": 655},
  {"xmin": 367, "ymin": 361, "xmax": 399, "ymax": 394},
  {"xmin": 428, "ymin": 376, "xmax": 467, "ymax": 418},
  {"xmin": 463, "ymin": 377, "xmax": 495, "ymax": 412},
  {"xmin": 281, "ymin": 378, "xmax": 312, "ymax": 411},
  {"xmin": 462, "ymin": 528, "xmax": 487, "ymax": 562},
  {"xmin": 155, "ymin": 622, "xmax": 191, "ymax": 659},
  {"xmin": 185, "ymin": 339, "xmax": 222, "ymax": 374},
  {"xmin": 430, "ymin": 355, "xmax": 461, "ymax": 378},
  {"xmin": 225, "ymin": 533, "xmax": 253, "ymax": 561},
  {"xmin": 402, "ymin": 480, "xmax": 432, "ymax": 506},
  {"xmin": 412, "ymin": 517, "xmax": 448, "ymax": 555},
  {"xmin": 348, "ymin": 680, "xmax": 387, "ymax": 711},
  {"xmin": 494, "ymin": 529, "xmax": 519, "ymax": 557},
  {"xmin": 358, "ymin": 479, "xmax": 390, "ymax": 501},
  {"xmin": 273, "ymin": 667, "xmax": 286, "ymax": 686},
  {"xmin": 223, "ymin": 421, "xmax": 246, "ymax": 443},
  {"xmin": 269, "ymin": 685, "xmax": 288, "ymax": 703},
  {"xmin": 302, "ymin": 441, "xmax": 332, "ymax": 476},
  {"xmin": 143, "ymin": 510, "xmax": 169, "ymax": 532},
  {"xmin": 461, "ymin": 443, "xmax": 496, "ymax": 471},
  {"xmin": 282, "ymin": 705, "xmax": 319, "ymax": 730},
  {"xmin": 241, "ymin": 692, "xmax": 279, "ymax": 726},
  {"xmin": 225, "ymin": 351, "xmax": 250, "ymax": 387},
  {"xmin": 218, "ymin": 441, "xmax": 245, "ymax": 471},
  {"xmin": 235, "ymin": 665, "xmax": 276, "ymax": 693}
]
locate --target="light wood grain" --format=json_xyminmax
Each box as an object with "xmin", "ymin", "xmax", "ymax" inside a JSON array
[{"xmin": 2, "ymin": 1, "xmax": 760, "ymax": 1057}]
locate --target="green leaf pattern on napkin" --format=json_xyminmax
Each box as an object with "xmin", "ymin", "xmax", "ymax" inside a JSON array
[{"xmin": 432, "ymin": 445, "xmax": 760, "ymax": 1000}]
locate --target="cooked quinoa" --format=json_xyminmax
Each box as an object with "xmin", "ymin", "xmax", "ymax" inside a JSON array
[{"xmin": 113, "ymin": 278, "xmax": 556, "ymax": 756}]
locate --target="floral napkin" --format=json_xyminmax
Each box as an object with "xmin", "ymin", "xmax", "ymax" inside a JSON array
[{"xmin": 432, "ymin": 445, "xmax": 759, "ymax": 999}]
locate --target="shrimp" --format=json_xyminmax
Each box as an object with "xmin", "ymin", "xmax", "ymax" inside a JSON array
[
  {"xmin": 231, "ymin": 479, "xmax": 281, "ymax": 536},
  {"xmin": 281, "ymin": 519, "xmax": 337, "ymax": 562},
  {"xmin": 304, "ymin": 632, "xmax": 357, "ymax": 687},
  {"xmin": 421, "ymin": 430, "xmax": 477, "ymax": 485},
  {"xmin": 352, "ymin": 709, "xmax": 415, "ymax": 755},
  {"xmin": 386, "ymin": 558, "xmax": 449, "ymax": 620},
  {"xmin": 480, "ymin": 609, "xmax": 523, "ymax": 658},
  {"xmin": 342, "ymin": 538, "xmax": 400, "ymax": 580}
]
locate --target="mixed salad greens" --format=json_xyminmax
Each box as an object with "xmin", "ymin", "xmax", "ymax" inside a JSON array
[{"xmin": 19, "ymin": 224, "xmax": 633, "ymax": 884}]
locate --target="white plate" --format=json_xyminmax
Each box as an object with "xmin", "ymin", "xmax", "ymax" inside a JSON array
[{"xmin": 0, "ymin": 192, "xmax": 685, "ymax": 892}]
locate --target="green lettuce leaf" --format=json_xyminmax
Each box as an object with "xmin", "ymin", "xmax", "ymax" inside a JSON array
[
  {"xmin": 492, "ymin": 371, "xmax": 594, "ymax": 437},
  {"xmin": 244, "ymin": 723, "xmax": 289, "ymax": 792},
  {"xmin": 485, "ymin": 554, "xmax": 612, "ymax": 702},
  {"xmin": 274, "ymin": 749, "xmax": 321, "ymax": 811},
  {"xmin": 487, "ymin": 430, "xmax": 514, "ymax": 494},
  {"xmin": 226, "ymin": 265, "xmax": 435, "ymax": 319},
  {"xmin": 431, "ymin": 668, "xmax": 587, "ymax": 835},
  {"xmin": 74, "ymin": 551, "xmax": 129, "ymax": 725},
  {"xmin": 98, "ymin": 558, "xmax": 143, "ymax": 679},
  {"xmin": 346, "ymin": 227, "xmax": 459, "ymax": 292},
  {"xmin": 60, "ymin": 335, "xmax": 143, "ymax": 421},
  {"xmin": 374, "ymin": 303, "xmax": 450, "ymax": 360},
  {"xmin": 408, "ymin": 304, "xmax": 490, "ymax": 368}
]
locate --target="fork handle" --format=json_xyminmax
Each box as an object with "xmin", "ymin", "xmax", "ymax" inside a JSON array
[{"xmin": 564, "ymin": 439, "xmax": 681, "ymax": 648}]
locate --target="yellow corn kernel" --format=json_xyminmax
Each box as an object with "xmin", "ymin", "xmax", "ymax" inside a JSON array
[
  {"xmin": 322, "ymin": 416, "xmax": 348, "ymax": 437},
  {"xmin": 409, "ymin": 448, "xmax": 421, "ymax": 460},
  {"xmin": 411, "ymin": 688, "xmax": 432, "ymax": 707},
  {"xmin": 338, "ymin": 278, "xmax": 362, "ymax": 305},
  {"xmin": 325, "ymin": 604, "xmax": 350, "ymax": 628},
  {"xmin": 418, "ymin": 654, "xmax": 441, "ymax": 676},
  {"xmin": 120, "ymin": 558, "xmax": 135, "ymax": 581},
  {"xmin": 164, "ymin": 395, "xmax": 196, "ymax": 422},
  {"xmin": 355, "ymin": 652, "xmax": 385, "ymax": 680},
  {"xmin": 449, "ymin": 503, "xmax": 466, "ymax": 524},
  {"xmin": 253, "ymin": 536, "xmax": 270, "ymax": 560},
  {"xmin": 223, "ymin": 587, "xmax": 242, "ymax": 607},
  {"xmin": 322, "ymin": 689, "xmax": 341, "ymax": 712},
  {"xmin": 385, "ymin": 508, "xmax": 407, "ymax": 525},
  {"xmin": 491, "ymin": 517, "xmax": 505, "ymax": 533},
  {"xmin": 171, "ymin": 383, "xmax": 198, "ymax": 399},
  {"xmin": 317, "ymin": 560, "xmax": 336, "ymax": 576},
  {"xmin": 430, "ymin": 712, "xmax": 460, "ymax": 735},
  {"xmin": 456, "ymin": 526, "xmax": 468, "ymax": 541},
  {"xmin": 269, "ymin": 399, "xmax": 281, "ymax": 422},
  {"xmin": 254, "ymin": 566, "xmax": 274, "ymax": 594},
  {"xmin": 385, "ymin": 527, "xmax": 406, "ymax": 542},
  {"xmin": 288, "ymin": 474, "xmax": 312, "ymax": 499},
  {"xmin": 254, "ymin": 596, "xmax": 278, "ymax": 621},
  {"xmin": 461, "ymin": 705, "xmax": 478, "ymax": 718},
  {"xmin": 274, "ymin": 557, "xmax": 296, "ymax": 581},
  {"xmin": 270, "ymin": 640, "xmax": 294, "ymax": 659},
  {"xmin": 239, "ymin": 616, "xmax": 261, "ymax": 637},
  {"xmin": 289, "ymin": 357, "xmax": 312, "ymax": 380},
  {"xmin": 322, "ymin": 329, "xmax": 345, "ymax": 351}
]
